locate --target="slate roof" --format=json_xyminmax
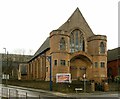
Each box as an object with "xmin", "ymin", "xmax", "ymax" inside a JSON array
[
  {"xmin": 107, "ymin": 47, "xmax": 120, "ymax": 62},
  {"xmin": 58, "ymin": 7, "xmax": 94, "ymax": 38},
  {"xmin": 34, "ymin": 37, "xmax": 50, "ymax": 56},
  {"xmin": 29, "ymin": 8, "xmax": 95, "ymax": 61},
  {"xmin": 29, "ymin": 37, "xmax": 50, "ymax": 62}
]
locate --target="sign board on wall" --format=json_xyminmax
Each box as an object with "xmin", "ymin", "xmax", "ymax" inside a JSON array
[{"xmin": 56, "ymin": 73, "xmax": 71, "ymax": 83}]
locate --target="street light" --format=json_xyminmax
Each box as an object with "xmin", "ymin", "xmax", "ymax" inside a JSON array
[
  {"xmin": 44, "ymin": 55, "xmax": 52, "ymax": 91},
  {"xmin": 83, "ymin": 74, "xmax": 86, "ymax": 92},
  {"xmin": 117, "ymin": 55, "xmax": 120, "ymax": 91},
  {"xmin": 47, "ymin": 56, "xmax": 52, "ymax": 91},
  {"xmin": 80, "ymin": 66, "xmax": 87, "ymax": 92},
  {"xmin": 3, "ymin": 48, "xmax": 7, "ymax": 86}
]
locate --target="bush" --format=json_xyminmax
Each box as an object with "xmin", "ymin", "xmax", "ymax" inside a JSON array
[{"xmin": 114, "ymin": 76, "xmax": 120, "ymax": 83}]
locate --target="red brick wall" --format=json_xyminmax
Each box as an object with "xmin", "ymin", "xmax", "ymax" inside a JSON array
[{"xmin": 107, "ymin": 59, "xmax": 120, "ymax": 78}]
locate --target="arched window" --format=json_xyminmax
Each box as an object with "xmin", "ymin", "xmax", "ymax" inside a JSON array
[
  {"xmin": 80, "ymin": 34, "xmax": 85, "ymax": 51},
  {"xmin": 70, "ymin": 33, "xmax": 74, "ymax": 53},
  {"xmin": 100, "ymin": 42, "xmax": 105, "ymax": 53},
  {"xmin": 60, "ymin": 37, "xmax": 66, "ymax": 50},
  {"xmin": 70, "ymin": 29, "xmax": 85, "ymax": 53},
  {"xmin": 75, "ymin": 31, "xmax": 79, "ymax": 51},
  {"xmin": 70, "ymin": 33, "xmax": 74, "ymax": 46}
]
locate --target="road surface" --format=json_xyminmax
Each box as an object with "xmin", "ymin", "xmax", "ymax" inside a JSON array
[{"xmin": 0, "ymin": 84, "xmax": 119, "ymax": 99}]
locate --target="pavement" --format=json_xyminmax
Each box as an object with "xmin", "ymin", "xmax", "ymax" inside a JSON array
[{"xmin": 1, "ymin": 84, "xmax": 119, "ymax": 98}]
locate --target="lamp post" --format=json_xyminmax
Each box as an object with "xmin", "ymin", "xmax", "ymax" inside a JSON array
[
  {"xmin": 117, "ymin": 55, "xmax": 120, "ymax": 91},
  {"xmin": 81, "ymin": 67, "xmax": 87, "ymax": 93},
  {"xmin": 3, "ymin": 48, "xmax": 7, "ymax": 86},
  {"xmin": 46, "ymin": 56, "xmax": 52, "ymax": 91}
]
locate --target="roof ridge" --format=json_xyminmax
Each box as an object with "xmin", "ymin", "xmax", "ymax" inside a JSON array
[
  {"xmin": 58, "ymin": 7, "xmax": 94, "ymax": 38},
  {"xmin": 66, "ymin": 7, "xmax": 80, "ymax": 21},
  {"xmin": 34, "ymin": 37, "xmax": 50, "ymax": 56}
]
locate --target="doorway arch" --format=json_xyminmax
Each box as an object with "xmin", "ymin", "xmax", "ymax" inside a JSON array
[{"xmin": 70, "ymin": 52, "xmax": 93, "ymax": 81}]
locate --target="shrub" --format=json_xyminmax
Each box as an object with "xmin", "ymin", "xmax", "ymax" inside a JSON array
[{"xmin": 114, "ymin": 76, "xmax": 120, "ymax": 83}]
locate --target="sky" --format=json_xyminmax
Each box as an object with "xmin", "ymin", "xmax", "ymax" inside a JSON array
[{"xmin": 0, "ymin": 0, "xmax": 119, "ymax": 55}]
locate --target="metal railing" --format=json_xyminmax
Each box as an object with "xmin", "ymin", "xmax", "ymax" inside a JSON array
[{"xmin": 1, "ymin": 87, "xmax": 41, "ymax": 99}]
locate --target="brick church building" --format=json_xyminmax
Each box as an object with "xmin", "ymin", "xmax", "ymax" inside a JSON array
[{"xmin": 27, "ymin": 8, "xmax": 107, "ymax": 82}]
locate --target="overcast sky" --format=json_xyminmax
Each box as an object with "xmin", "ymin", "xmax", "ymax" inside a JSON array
[{"xmin": 0, "ymin": 0, "xmax": 119, "ymax": 55}]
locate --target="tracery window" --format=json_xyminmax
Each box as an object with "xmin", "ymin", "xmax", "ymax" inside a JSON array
[
  {"xmin": 60, "ymin": 37, "xmax": 66, "ymax": 50},
  {"xmin": 80, "ymin": 34, "xmax": 85, "ymax": 51},
  {"xmin": 75, "ymin": 31, "xmax": 79, "ymax": 51},
  {"xmin": 70, "ymin": 29, "xmax": 85, "ymax": 53},
  {"xmin": 70, "ymin": 33, "xmax": 74, "ymax": 52},
  {"xmin": 100, "ymin": 42, "xmax": 105, "ymax": 53}
]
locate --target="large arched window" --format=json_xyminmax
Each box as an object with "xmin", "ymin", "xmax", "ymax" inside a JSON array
[
  {"xmin": 70, "ymin": 29, "xmax": 85, "ymax": 53},
  {"xmin": 70, "ymin": 33, "xmax": 74, "ymax": 53},
  {"xmin": 80, "ymin": 34, "xmax": 85, "ymax": 51},
  {"xmin": 60, "ymin": 37, "xmax": 66, "ymax": 50},
  {"xmin": 100, "ymin": 42, "xmax": 105, "ymax": 53},
  {"xmin": 75, "ymin": 31, "xmax": 79, "ymax": 51}
]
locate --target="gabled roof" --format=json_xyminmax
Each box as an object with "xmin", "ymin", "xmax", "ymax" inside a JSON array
[
  {"xmin": 34, "ymin": 37, "xmax": 50, "ymax": 56},
  {"xmin": 58, "ymin": 7, "xmax": 94, "ymax": 38},
  {"xmin": 107, "ymin": 47, "xmax": 120, "ymax": 62},
  {"xmin": 29, "ymin": 8, "xmax": 95, "ymax": 62},
  {"xmin": 29, "ymin": 37, "xmax": 50, "ymax": 62}
]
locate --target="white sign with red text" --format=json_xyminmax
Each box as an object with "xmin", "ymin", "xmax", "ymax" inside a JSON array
[{"xmin": 56, "ymin": 73, "xmax": 71, "ymax": 83}]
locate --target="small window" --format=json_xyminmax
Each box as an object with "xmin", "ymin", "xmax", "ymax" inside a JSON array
[
  {"xmin": 60, "ymin": 37, "xmax": 66, "ymax": 50},
  {"xmin": 60, "ymin": 60, "xmax": 66, "ymax": 66},
  {"xmin": 94, "ymin": 62, "xmax": 98, "ymax": 68},
  {"xmin": 100, "ymin": 42, "xmax": 105, "ymax": 53},
  {"xmin": 46, "ymin": 67, "xmax": 48, "ymax": 72},
  {"xmin": 68, "ymin": 61, "xmax": 70, "ymax": 66},
  {"xmin": 100, "ymin": 62, "xmax": 105, "ymax": 68},
  {"xmin": 54, "ymin": 60, "xmax": 57, "ymax": 66}
]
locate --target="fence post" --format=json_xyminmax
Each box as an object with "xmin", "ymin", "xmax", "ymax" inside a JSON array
[
  {"xmin": 9, "ymin": 89, "xmax": 10, "ymax": 98},
  {"xmin": 1, "ymin": 88, "xmax": 3, "ymax": 97},
  {"xmin": 39, "ymin": 95, "xmax": 41, "ymax": 99},
  {"xmin": 26, "ymin": 92, "xmax": 27, "ymax": 99},
  {"xmin": 16, "ymin": 90, "xmax": 18, "ymax": 98},
  {"xmin": 6, "ymin": 88, "xmax": 8, "ymax": 98}
]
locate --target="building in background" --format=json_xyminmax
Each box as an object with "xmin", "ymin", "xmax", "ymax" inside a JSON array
[
  {"xmin": 107, "ymin": 47, "xmax": 120, "ymax": 80},
  {"xmin": 18, "ymin": 63, "xmax": 28, "ymax": 80},
  {"xmin": 27, "ymin": 8, "xmax": 107, "ymax": 82},
  {"xmin": 0, "ymin": 53, "xmax": 32, "ymax": 79}
]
